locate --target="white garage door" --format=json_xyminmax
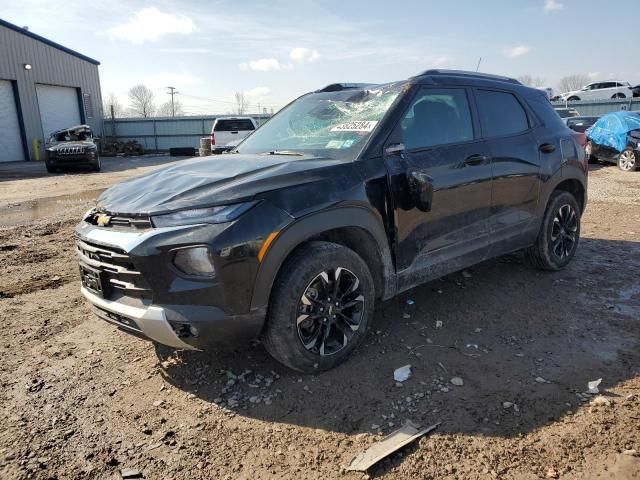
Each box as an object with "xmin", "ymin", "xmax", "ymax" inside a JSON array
[
  {"xmin": 0, "ymin": 80, "xmax": 25, "ymax": 162},
  {"xmin": 36, "ymin": 84, "xmax": 81, "ymax": 139}
]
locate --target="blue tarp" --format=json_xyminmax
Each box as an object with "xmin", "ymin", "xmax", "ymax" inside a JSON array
[{"xmin": 586, "ymin": 111, "xmax": 640, "ymax": 153}]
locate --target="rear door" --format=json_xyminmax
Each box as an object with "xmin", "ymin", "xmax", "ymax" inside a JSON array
[
  {"xmin": 474, "ymin": 88, "xmax": 541, "ymax": 250},
  {"xmin": 384, "ymin": 86, "xmax": 493, "ymax": 279}
]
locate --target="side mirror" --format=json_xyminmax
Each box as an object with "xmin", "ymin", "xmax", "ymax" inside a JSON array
[
  {"xmin": 407, "ymin": 168, "xmax": 434, "ymax": 212},
  {"xmin": 385, "ymin": 143, "xmax": 405, "ymax": 156}
]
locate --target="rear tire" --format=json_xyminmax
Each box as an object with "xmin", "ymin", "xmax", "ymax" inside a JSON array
[
  {"xmin": 262, "ymin": 241, "xmax": 374, "ymax": 373},
  {"xmin": 612, "ymin": 93, "xmax": 626, "ymax": 99},
  {"xmin": 525, "ymin": 191, "xmax": 581, "ymax": 271},
  {"xmin": 617, "ymin": 149, "xmax": 637, "ymax": 172}
]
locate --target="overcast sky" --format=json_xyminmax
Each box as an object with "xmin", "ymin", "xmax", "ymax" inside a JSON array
[{"xmin": 2, "ymin": 0, "xmax": 638, "ymax": 114}]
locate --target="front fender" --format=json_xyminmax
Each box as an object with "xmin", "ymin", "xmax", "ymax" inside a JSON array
[{"xmin": 250, "ymin": 205, "xmax": 395, "ymax": 311}]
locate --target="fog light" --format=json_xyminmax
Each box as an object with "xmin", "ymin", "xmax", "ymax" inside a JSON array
[{"xmin": 173, "ymin": 247, "xmax": 215, "ymax": 277}]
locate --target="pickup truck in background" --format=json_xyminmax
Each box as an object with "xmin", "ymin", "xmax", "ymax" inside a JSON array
[{"xmin": 210, "ymin": 117, "xmax": 257, "ymax": 153}]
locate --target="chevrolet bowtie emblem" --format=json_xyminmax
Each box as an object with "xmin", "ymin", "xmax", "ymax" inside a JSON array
[{"xmin": 96, "ymin": 214, "xmax": 111, "ymax": 227}]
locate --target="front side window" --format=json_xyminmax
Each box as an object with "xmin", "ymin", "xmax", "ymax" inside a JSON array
[
  {"xmin": 475, "ymin": 90, "xmax": 529, "ymax": 138},
  {"xmin": 236, "ymin": 82, "xmax": 404, "ymax": 160},
  {"xmin": 399, "ymin": 88, "xmax": 473, "ymax": 150}
]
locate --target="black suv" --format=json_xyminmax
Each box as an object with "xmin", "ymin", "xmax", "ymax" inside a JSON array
[{"xmin": 75, "ymin": 70, "xmax": 587, "ymax": 372}]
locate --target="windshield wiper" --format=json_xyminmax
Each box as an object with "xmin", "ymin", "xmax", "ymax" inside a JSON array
[{"xmin": 262, "ymin": 150, "xmax": 305, "ymax": 156}]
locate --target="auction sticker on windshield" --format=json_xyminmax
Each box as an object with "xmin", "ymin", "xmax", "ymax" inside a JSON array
[{"xmin": 330, "ymin": 121, "xmax": 378, "ymax": 132}]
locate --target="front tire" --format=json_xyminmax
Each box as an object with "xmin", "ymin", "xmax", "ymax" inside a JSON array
[
  {"xmin": 525, "ymin": 191, "xmax": 581, "ymax": 271},
  {"xmin": 618, "ymin": 149, "xmax": 637, "ymax": 172},
  {"xmin": 567, "ymin": 96, "xmax": 580, "ymax": 101},
  {"xmin": 262, "ymin": 241, "xmax": 374, "ymax": 373},
  {"xmin": 90, "ymin": 156, "xmax": 101, "ymax": 172}
]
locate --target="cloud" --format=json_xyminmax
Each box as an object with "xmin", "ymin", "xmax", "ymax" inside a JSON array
[
  {"xmin": 142, "ymin": 72, "xmax": 203, "ymax": 89},
  {"xmin": 504, "ymin": 45, "xmax": 531, "ymax": 58},
  {"xmin": 543, "ymin": 0, "xmax": 564, "ymax": 12},
  {"xmin": 289, "ymin": 47, "xmax": 320, "ymax": 64},
  {"xmin": 159, "ymin": 47, "xmax": 210, "ymax": 54},
  {"xmin": 107, "ymin": 7, "xmax": 196, "ymax": 44},
  {"xmin": 244, "ymin": 87, "xmax": 271, "ymax": 97},
  {"xmin": 239, "ymin": 58, "xmax": 292, "ymax": 72}
]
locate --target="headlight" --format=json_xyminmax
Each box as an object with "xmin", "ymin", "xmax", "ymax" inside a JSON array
[
  {"xmin": 173, "ymin": 246, "xmax": 215, "ymax": 277},
  {"xmin": 151, "ymin": 202, "xmax": 256, "ymax": 228}
]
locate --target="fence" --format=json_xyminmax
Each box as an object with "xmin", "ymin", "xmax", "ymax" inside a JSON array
[
  {"xmin": 104, "ymin": 114, "xmax": 272, "ymax": 152},
  {"xmin": 550, "ymin": 97, "xmax": 640, "ymax": 116}
]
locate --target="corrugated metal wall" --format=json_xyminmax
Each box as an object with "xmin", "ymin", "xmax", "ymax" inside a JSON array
[
  {"xmin": 551, "ymin": 98, "xmax": 640, "ymax": 116},
  {"xmin": 107, "ymin": 115, "xmax": 272, "ymax": 151},
  {"xmin": 0, "ymin": 23, "xmax": 103, "ymax": 160}
]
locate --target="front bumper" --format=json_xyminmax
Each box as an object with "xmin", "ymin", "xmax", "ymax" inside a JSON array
[
  {"xmin": 74, "ymin": 201, "xmax": 292, "ymax": 349},
  {"xmin": 81, "ymin": 286, "xmax": 196, "ymax": 350}
]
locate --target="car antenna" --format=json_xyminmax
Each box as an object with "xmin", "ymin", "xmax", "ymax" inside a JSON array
[{"xmin": 475, "ymin": 57, "xmax": 482, "ymax": 72}]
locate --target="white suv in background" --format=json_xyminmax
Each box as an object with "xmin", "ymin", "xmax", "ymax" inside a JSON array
[
  {"xmin": 210, "ymin": 117, "xmax": 258, "ymax": 153},
  {"xmin": 559, "ymin": 81, "xmax": 632, "ymax": 101}
]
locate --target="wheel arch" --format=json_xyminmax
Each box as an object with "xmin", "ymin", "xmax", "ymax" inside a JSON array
[
  {"xmin": 250, "ymin": 206, "xmax": 396, "ymax": 312},
  {"xmin": 550, "ymin": 177, "xmax": 586, "ymax": 213}
]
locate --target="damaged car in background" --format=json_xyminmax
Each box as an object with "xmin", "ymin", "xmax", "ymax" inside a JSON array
[
  {"xmin": 585, "ymin": 111, "xmax": 640, "ymax": 172},
  {"xmin": 74, "ymin": 70, "xmax": 587, "ymax": 373},
  {"xmin": 45, "ymin": 124, "xmax": 100, "ymax": 173}
]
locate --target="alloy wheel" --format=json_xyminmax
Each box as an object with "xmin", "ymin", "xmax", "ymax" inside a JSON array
[
  {"xmin": 296, "ymin": 267, "xmax": 365, "ymax": 356},
  {"xmin": 619, "ymin": 150, "xmax": 636, "ymax": 171},
  {"xmin": 551, "ymin": 204, "xmax": 578, "ymax": 259}
]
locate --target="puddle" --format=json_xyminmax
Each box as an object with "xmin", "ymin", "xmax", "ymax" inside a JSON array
[{"xmin": 0, "ymin": 189, "xmax": 105, "ymax": 227}]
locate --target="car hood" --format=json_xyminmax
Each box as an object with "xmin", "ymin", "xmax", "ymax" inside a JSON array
[{"xmin": 96, "ymin": 153, "xmax": 345, "ymax": 215}]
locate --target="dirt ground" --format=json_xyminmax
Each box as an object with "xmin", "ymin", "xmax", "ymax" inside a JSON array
[{"xmin": 0, "ymin": 158, "xmax": 639, "ymax": 480}]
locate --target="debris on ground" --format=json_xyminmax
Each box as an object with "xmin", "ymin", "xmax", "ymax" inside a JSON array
[
  {"xmin": 450, "ymin": 377, "xmax": 464, "ymax": 386},
  {"xmin": 435, "ymin": 320, "xmax": 443, "ymax": 329},
  {"xmin": 591, "ymin": 395, "xmax": 611, "ymax": 406},
  {"xmin": 393, "ymin": 365, "xmax": 412, "ymax": 383},
  {"xmin": 345, "ymin": 421, "xmax": 440, "ymax": 471},
  {"xmin": 120, "ymin": 468, "xmax": 143, "ymax": 479},
  {"xmin": 546, "ymin": 466, "xmax": 559, "ymax": 479},
  {"xmin": 588, "ymin": 378, "xmax": 602, "ymax": 394}
]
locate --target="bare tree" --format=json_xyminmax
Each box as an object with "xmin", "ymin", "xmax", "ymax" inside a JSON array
[
  {"xmin": 102, "ymin": 93, "xmax": 125, "ymax": 118},
  {"xmin": 128, "ymin": 84, "xmax": 156, "ymax": 118},
  {"xmin": 557, "ymin": 74, "xmax": 590, "ymax": 94},
  {"xmin": 157, "ymin": 100, "xmax": 184, "ymax": 117},
  {"xmin": 235, "ymin": 92, "xmax": 249, "ymax": 115},
  {"xmin": 517, "ymin": 75, "xmax": 547, "ymax": 88}
]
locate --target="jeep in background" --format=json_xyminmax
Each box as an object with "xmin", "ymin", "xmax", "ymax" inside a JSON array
[
  {"xmin": 45, "ymin": 124, "xmax": 100, "ymax": 173},
  {"xmin": 75, "ymin": 70, "xmax": 587, "ymax": 372}
]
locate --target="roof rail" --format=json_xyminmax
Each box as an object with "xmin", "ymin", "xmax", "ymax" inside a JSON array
[
  {"xmin": 316, "ymin": 83, "xmax": 375, "ymax": 93},
  {"xmin": 416, "ymin": 69, "xmax": 521, "ymax": 85}
]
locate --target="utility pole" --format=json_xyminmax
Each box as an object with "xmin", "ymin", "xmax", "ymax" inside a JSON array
[{"xmin": 166, "ymin": 86, "xmax": 178, "ymax": 117}]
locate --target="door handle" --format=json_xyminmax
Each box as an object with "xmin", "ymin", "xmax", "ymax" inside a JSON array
[
  {"xmin": 539, "ymin": 143, "xmax": 556, "ymax": 153},
  {"xmin": 464, "ymin": 154, "xmax": 489, "ymax": 165}
]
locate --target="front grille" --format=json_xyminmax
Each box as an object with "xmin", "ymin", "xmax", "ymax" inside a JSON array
[
  {"xmin": 57, "ymin": 145, "xmax": 86, "ymax": 155},
  {"xmin": 76, "ymin": 237, "xmax": 151, "ymax": 298},
  {"xmin": 84, "ymin": 213, "xmax": 152, "ymax": 230}
]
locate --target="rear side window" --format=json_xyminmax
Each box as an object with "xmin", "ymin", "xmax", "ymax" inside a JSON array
[
  {"xmin": 528, "ymin": 95, "xmax": 567, "ymax": 130},
  {"xmin": 214, "ymin": 119, "xmax": 255, "ymax": 131},
  {"xmin": 475, "ymin": 90, "xmax": 529, "ymax": 137},
  {"xmin": 400, "ymin": 88, "xmax": 474, "ymax": 150}
]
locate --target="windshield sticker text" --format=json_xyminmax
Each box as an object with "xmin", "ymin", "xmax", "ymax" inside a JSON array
[{"xmin": 330, "ymin": 121, "xmax": 378, "ymax": 132}]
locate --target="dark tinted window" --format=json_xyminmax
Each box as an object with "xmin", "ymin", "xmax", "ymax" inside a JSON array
[
  {"xmin": 400, "ymin": 88, "xmax": 473, "ymax": 150},
  {"xmin": 476, "ymin": 90, "xmax": 529, "ymax": 137},
  {"xmin": 528, "ymin": 95, "xmax": 567, "ymax": 129},
  {"xmin": 566, "ymin": 117, "xmax": 598, "ymax": 132},
  {"xmin": 214, "ymin": 119, "xmax": 255, "ymax": 131},
  {"xmin": 601, "ymin": 82, "xmax": 617, "ymax": 89}
]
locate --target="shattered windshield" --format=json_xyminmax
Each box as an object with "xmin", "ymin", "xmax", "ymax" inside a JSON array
[{"xmin": 236, "ymin": 82, "xmax": 405, "ymax": 160}]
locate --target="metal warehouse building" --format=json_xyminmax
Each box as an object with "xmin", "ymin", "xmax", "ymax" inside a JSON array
[{"xmin": 0, "ymin": 18, "xmax": 103, "ymax": 162}]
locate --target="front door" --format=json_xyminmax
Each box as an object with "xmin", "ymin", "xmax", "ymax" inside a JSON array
[{"xmin": 384, "ymin": 86, "xmax": 493, "ymax": 287}]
